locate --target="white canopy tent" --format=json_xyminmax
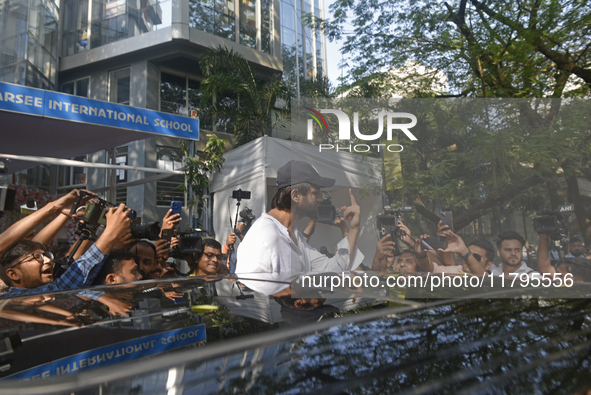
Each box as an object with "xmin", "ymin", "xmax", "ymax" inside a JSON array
[{"xmin": 210, "ymin": 136, "xmax": 385, "ymax": 261}]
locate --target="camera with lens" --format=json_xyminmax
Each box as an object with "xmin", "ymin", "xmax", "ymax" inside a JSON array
[
  {"xmin": 130, "ymin": 222, "xmax": 161, "ymax": 240},
  {"xmin": 73, "ymin": 197, "xmax": 137, "ymax": 237},
  {"xmin": 55, "ymin": 192, "xmax": 160, "ymax": 277},
  {"xmin": 533, "ymin": 204, "xmax": 574, "ymax": 240},
  {"xmin": 237, "ymin": 207, "xmax": 256, "ymax": 236},
  {"xmin": 376, "ymin": 205, "xmax": 415, "ymax": 255},
  {"xmin": 73, "ymin": 193, "xmax": 161, "ymax": 240},
  {"xmin": 315, "ymin": 192, "xmax": 344, "ymax": 224},
  {"xmin": 162, "ymin": 228, "xmax": 203, "ymax": 258},
  {"xmin": 533, "ymin": 203, "xmax": 574, "ymax": 260}
]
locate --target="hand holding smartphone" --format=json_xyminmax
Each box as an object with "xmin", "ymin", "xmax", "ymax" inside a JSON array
[
  {"xmin": 440, "ymin": 211, "xmax": 453, "ymax": 232},
  {"xmin": 170, "ymin": 201, "xmax": 182, "ymax": 217}
]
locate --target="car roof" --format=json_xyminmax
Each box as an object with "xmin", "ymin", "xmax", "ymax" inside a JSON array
[{"xmin": 0, "ymin": 273, "xmax": 590, "ymax": 394}]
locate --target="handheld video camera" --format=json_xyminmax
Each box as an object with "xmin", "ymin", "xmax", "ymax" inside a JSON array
[
  {"xmin": 376, "ymin": 205, "xmax": 415, "ymax": 255},
  {"xmin": 162, "ymin": 228, "xmax": 203, "ymax": 258},
  {"xmin": 315, "ymin": 192, "xmax": 344, "ymax": 224},
  {"xmin": 237, "ymin": 207, "xmax": 256, "ymax": 237},
  {"xmin": 533, "ymin": 203, "xmax": 574, "ymax": 260},
  {"xmin": 71, "ymin": 193, "xmax": 137, "ymax": 237},
  {"xmin": 533, "ymin": 204, "xmax": 574, "ymax": 239}
]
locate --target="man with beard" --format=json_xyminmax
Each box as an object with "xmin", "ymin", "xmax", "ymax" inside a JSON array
[
  {"xmin": 491, "ymin": 231, "xmax": 540, "ymax": 278},
  {"xmin": 566, "ymin": 235, "xmax": 586, "ymax": 258},
  {"xmin": 236, "ymin": 161, "xmax": 364, "ymax": 294},
  {"xmin": 129, "ymin": 240, "xmax": 169, "ymax": 279}
]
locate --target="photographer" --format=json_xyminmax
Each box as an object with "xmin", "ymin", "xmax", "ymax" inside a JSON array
[
  {"xmin": 190, "ymin": 238, "xmax": 224, "ymax": 276},
  {"xmin": 538, "ymin": 232, "xmax": 591, "ymax": 281},
  {"xmin": 565, "ymin": 235, "xmax": 586, "ymax": 258},
  {"xmin": 371, "ymin": 234, "xmax": 396, "ymax": 272},
  {"xmin": 128, "ymin": 240, "xmax": 169, "ymax": 280},
  {"xmin": 372, "ymin": 221, "xmax": 441, "ymax": 273},
  {"xmin": 0, "ymin": 204, "xmax": 132, "ymax": 298},
  {"xmin": 92, "ymin": 249, "xmax": 142, "ymax": 285},
  {"xmin": 433, "ymin": 231, "xmax": 488, "ymax": 276}
]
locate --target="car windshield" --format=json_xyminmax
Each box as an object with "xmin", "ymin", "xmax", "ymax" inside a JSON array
[{"xmin": 0, "ymin": 273, "xmax": 590, "ymax": 394}]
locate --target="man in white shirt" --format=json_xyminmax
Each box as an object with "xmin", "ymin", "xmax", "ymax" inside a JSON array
[
  {"xmin": 236, "ymin": 160, "xmax": 364, "ymax": 295},
  {"xmin": 490, "ymin": 231, "xmax": 540, "ymax": 278}
]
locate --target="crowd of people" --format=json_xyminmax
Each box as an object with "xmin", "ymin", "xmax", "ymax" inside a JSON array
[
  {"xmin": 0, "ymin": 160, "xmax": 590, "ymax": 316},
  {"xmin": 0, "ymin": 189, "xmax": 229, "ymax": 311}
]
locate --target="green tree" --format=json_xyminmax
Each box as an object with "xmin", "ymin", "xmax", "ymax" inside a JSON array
[
  {"xmin": 307, "ymin": 0, "xmax": 591, "ymax": 241},
  {"xmin": 199, "ymin": 47, "xmax": 291, "ymax": 146},
  {"xmin": 318, "ymin": 0, "xmax": 591, "ymax": 97},
  {"xmin": 180, "ymin": 134, "xmax": 226, "ymax": 220}
]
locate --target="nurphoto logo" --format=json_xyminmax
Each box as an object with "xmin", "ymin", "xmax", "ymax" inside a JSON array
[{"xmin": 303, "ymin": 108, "xmax": 418, "ymax": 153}]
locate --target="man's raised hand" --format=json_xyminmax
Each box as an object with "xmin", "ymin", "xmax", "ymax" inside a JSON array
[
  {"xmin": 161, "ymin": 209, "xmax": 181, "ymax": 231},
  {"xmin": 342, "ymin": 189, "xmax": 361, "ymax": 229},
  {"xmin": 54, "ymin": 189, "xmax": 97, "ymax": 216},
  {"xmin": 96, "ymin": 204, "xmax": 132, "ymax": 254},
  {"xmin": 438, "ymin": 230, "xmax": 468, "ymax": 255}
]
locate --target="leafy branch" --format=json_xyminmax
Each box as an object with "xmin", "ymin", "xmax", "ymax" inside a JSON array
[{"xmin": 179, "ymin": 134, "xmax": 226, "ymax": 218}]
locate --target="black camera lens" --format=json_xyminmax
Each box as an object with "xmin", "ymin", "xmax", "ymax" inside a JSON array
[{"xmin": 128, "ymin": 209, "xmax": 138, "ymax": 221}]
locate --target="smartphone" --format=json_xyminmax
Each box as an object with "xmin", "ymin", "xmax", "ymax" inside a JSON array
[
  {"xmin": 170, "ymin": 201, "xmax": 182, "ymax": 216},
  {"xmin": 440, "ymin": 211, "xmax": 453, "ymax": 232},
  {"xmin": 232, "ymin": 189, "xmax": 251, "ymax": 200},
  {"xmin": 420, "ymin": 236, "xmax": 447, "ymax": 251}
]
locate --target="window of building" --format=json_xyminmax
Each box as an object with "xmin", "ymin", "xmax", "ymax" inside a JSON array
[
  {"xmin": 159, "ymin": 71, "xmax": 212, "ymax": 130},
  {"xmin": 62, "ymin": 0, "xmax": 89, "ymax": 56},
  {"xmin": 61, "ymin": 77, "xmax": 90, "ymax": 97},
  {"xmin": 17, "ymin": 165, "xmax": 51, "ymax": 189},
  {"xmin": 156, "ymin": 145, "xmax": 185, "ymax": 206},
  {"xmin": 239, "ymin": 0, "xmax": 257, "ymax": 48},
  {"xmin": 189, "ymin": 0, "xmax": 235, "ymax": 41},
  {"xmin": 56, "ymin": 156, "xmax": 87, "ymax": 192},
  {"xmin": 261, "ymin": 0, "xmax": 272, "ymax": 54},
  {"xmin": 106, "ymin": 146, "xmax": 128, "ymax": 205},
  {"xmin": 189, "ymin": 0, "xmax": 273, "ymax": 53},
  {"xmin": 61, "ymin": 0, "xmax": 169, "ymax": 54},
  {"xmin": 109, "ymin": 68, "xmax": 130, "ymax": 105},
  {"xmin": 0, "ymin": 0, "xmax": 58, "ymax": 89}
]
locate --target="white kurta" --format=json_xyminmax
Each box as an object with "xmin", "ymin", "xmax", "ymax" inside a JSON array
[{"xmin": 236, "ymin": 213, "xmax": 365, "ymax": 294}]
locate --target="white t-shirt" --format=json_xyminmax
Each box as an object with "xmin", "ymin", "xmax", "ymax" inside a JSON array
[
  {"xmin": 236, "ymin": 213, "xmax": 364, "ymax": 294},
  {"xmin": 490, "ymin": 261, "xmax": 541, "ymax": 278}
]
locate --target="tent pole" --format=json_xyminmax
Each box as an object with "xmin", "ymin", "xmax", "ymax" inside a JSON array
[{"xmin": 188, "ymin": 141, "xmax": 195, "ymax": 230}]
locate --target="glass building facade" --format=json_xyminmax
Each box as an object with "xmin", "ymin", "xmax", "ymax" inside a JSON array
[
  {"xmin": 0, "ymin": 0, "xmax": 59, "ymax": 89},
  {"xmin": 0, "ymin": 0, "xmax": 326, "ymax": 94},
  {"xmin": 61, "ymin": 0, "xmax": 171, "ymax": 56},
  {"xmin": 279, "ymin": 0, "xmax": 325, "ymax": 89},
  {"xmin": 0, "ymin": 0, "xmax": 325, "ymax": 223},
  {"xmin": 189, "ymin": 0, "xmax": 273, "ymax": 54}
]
